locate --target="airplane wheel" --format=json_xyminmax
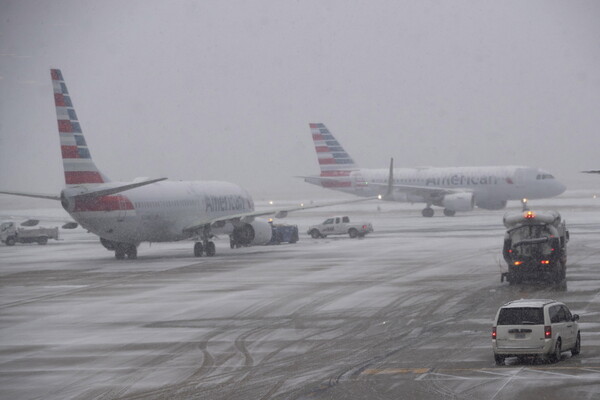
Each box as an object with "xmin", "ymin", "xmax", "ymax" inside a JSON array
[
  {"xmin": 115, "ymin": 248, "xmax": 125, "ymax": 260},
  {"xmin": 422, "ymin": 208, "xmax": 434, "ymax": 217},
  {"xmin": 126, "ymin": 246, "xmax": 137, "ymax": 259},
  {"xmin": 443, "ymin": 208, "xmax": 456, "ymax": 217},
  {"xmin": 206, "ymin": 242, "xmax": 216, "ymax": 257},
  {"xmin": 194, "ymin": 242, "xmax": 204, "ymax": 257}
]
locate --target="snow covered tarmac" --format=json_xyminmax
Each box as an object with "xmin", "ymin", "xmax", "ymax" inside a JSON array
[{"xmin": 1, "ymin": 193, "xmax": 599, "ymax": 399}]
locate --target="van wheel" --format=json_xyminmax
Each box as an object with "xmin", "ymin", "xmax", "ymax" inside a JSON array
[
  {"xmin": 550, "ymin": 339, "xmax": 561, "ymax": 363},
  {"xmin": 310, "ymin": 230, "xmax": 321, "ymax": 239},
  {"xmin": 348, "ymin": 228, "xmax": 358, "ymax": 238},
  {"xmin": 5, "ymin": 236, "xmax": 16, "ymax": 246},
  {"xmin": 37, "ymin": 237, "xmax": 48, "ymax": 245},
  {"xmin": 494, "ymin": 354, "xmax": 505, "ymax": 365},
  {"xmin": 572, "ymin": 333, "xmax": 581, "ymax": 356}
]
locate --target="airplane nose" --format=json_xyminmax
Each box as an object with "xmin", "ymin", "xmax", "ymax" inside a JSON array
[{"xmin": 554, "ymin": 180, "xmax": 567, "ymax": 196}]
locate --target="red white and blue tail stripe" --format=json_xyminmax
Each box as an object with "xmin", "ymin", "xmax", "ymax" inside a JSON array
[
  {"xmin": 310, "ymin": 123, "xmax": 358, "ymax": 178},
  {"xmin": 52, "ymin": 69, "xmax": 109, "ymax": 186}
]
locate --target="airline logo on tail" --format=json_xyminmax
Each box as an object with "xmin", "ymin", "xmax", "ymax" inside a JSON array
[
  {"xmin": 52, "ymin": 69, "xmax": 107, "ymax": 186},
  {"xmin": 310, "ymin": 123, "xmax": 358, "ymax": 176}
]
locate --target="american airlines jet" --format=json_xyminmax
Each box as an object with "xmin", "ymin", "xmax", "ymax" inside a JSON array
[
  {"xmin": 0, "ymin": 70, "xmax": 360, "ymax": 259},
  {"xmin": 304, "ymin": 123, "xmax": 566, "ymax": 217}
]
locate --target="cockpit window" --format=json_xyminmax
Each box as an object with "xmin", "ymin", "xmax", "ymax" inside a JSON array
[{"xmin": 536, "ymin": 174, "xmax": 554, "ymax": 180}]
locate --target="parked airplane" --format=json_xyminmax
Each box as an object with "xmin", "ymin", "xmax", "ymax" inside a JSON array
[
  {"xmin": 0, "ymin": 70, "xmax": 364, "ymax": 259},
  {"xmin": 304, "ymin": 123, "xmax": 566, "ymax": 217}
]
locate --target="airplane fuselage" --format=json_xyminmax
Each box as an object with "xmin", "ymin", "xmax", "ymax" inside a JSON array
[
  {"xmin": 313, "ymin": 165, "xmax": 565, "ymax": 208},
  {"xmin": 64, "ymin": 181, "xmax": 254, "ymax": 244}
]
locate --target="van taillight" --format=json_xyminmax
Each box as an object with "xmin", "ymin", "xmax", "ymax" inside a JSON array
[
  {"xmin": 492, "ymin": 327, "xmax": 497, "ymax": 340},
  {"xmin": 544, "ymin": 326, "xmax": 552, "ymax": 338}
]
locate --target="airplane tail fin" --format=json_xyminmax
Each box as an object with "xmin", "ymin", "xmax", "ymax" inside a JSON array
[
  {"xmin": 309, "ymin": 123, "xmax": 358, "ymax": 178},
  {"xmin": 51, "ymin": 69, "xmax": 110, "ymax": 186}
]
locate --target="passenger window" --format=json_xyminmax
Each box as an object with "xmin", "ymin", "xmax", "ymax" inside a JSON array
[
  {"xmin": 556, "ymin": 307, "xmax": 567, "ymax": 322},
  {"xmin": 335, "ymin": 218, "xmax": 340, "ymax": 224},
  {"xmin": 549, "ymin": 306, "xmax": 560, "ymax": 323},
  {"xmin": 324, "ymin": 219, "xmax": 333, "ymax": 225},
  {"xmin": 342, "ymin": 217, "xmax": 349, "ymax": 223}
]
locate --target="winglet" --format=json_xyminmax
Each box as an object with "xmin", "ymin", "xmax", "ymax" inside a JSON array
[{"xmin": 381, "ymin": 157, "xmax": 394, "ymax": 200}]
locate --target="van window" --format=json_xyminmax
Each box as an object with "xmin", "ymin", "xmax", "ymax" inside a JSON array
[
  {"xmin": 497, "ymin": 307, "xmax": 544, "ymax": 325},
  {"xmin": 561, "ymin": 306, "xmax": 572, "ymax": 322},
  {"xmin": 549, "ymin": 305, "xmax": 560, "ymax": 323},
  {"xmin": 556, "ymin": 307, "xmax": 568, "ymax": 322}
]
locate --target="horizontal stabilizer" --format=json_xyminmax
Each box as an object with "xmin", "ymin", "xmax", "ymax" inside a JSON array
[
  {"xmin": 0, "ymin": 190, "xmax": 61, "ymax": 201},
  {"xmin": 21, "ymin": 219, "xmax": 40, "ymax": 227}
]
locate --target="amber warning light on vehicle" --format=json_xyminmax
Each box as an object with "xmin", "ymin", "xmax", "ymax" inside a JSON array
[{"xmin": 525, "ymin": 211, "xmax": 536, "ymax": 219}]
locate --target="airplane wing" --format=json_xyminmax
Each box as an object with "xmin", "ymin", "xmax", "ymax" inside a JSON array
[
  {"xmin": 369, "ymin": 181, "xmax": 469, "ymax": 198},
  {"xmin": 182, "ymin": 196, "xmax": 378, "ymax": 233}
]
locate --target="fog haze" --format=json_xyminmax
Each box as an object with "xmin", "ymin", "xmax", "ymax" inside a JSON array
[{"xmin": 1, "ymin": 0, "xmax": 599, "ymax": 200}]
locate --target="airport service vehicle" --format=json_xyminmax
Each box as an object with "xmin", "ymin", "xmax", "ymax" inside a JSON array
[
  {"xmin": 0, "ymin": 69, "xmax": 367, "ymax": 260},
  {"xmin": 502, "ymin": 210, "xmax": 569, "ymax": 284},
  {"xmin": 230, "ymin": 223, "xmax": 299, "ymax": 247},
  {"xmin": 267, "ymin": 223, "xmax": 299, "ymax": 245},
  {"xmin": 492, "ymin": 299, "xmax": 580, "ymax": 365},
  {"xmin": 302, "ymin": 123, "xmax": 566, "ymax": 217},
  {"xmin": 0, "ymin": 221, "xmax": 59, "ymax": 246},
  {"xmin": 307, "ymin": 216, "xmax": 373, "ymax": 238}
]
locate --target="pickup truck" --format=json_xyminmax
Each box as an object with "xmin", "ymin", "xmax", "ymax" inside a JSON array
[
  {"xmin": 307, "ymin": 216, "xmax": 373, "ymax": 239},
  {"xmin": 0, "ymin": 221, "xmax": 59, "ymax": 246}
]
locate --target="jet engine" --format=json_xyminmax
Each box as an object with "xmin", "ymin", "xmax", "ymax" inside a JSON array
[
  {"xmin": 230, "ymin": 219, "xmax": 273, "ymax": 246},
  {"xmin": 441, "ymin": 192, "xmax": 475, "ymax": 212},
  {"xmin": 475, "ymin": 198, "xmax": 507, "ymax": 210}
]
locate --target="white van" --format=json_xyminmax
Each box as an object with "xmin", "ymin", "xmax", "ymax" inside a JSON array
[{"xmin": 492, "ymin": 299, "xmax": 580, "ymax": 365}]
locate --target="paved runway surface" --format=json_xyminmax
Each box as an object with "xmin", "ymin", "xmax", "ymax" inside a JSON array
[{"xmin": 1, "ymin": 195, "xmax": 599, "ymax": 399}]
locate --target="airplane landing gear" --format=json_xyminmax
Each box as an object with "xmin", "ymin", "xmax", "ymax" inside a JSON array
[
  {"xmin": 114, "ymin": 243, "xmax": 137, "ymax": 260},
  {"xmin": 194, "ymin": 225, "xmax": 216, "ymax": 257},
  {"xmin": 194, "ymin": 242, "xmax": 203, "ymax": 257},
  {"xmin": 193, "ymin": 240, "xmax": 216, "ymax": 257},
  {"xmin": 443, "ymin": 208, "xmax": 456, "ymax": 217},
  {"xmin": 422, "ymin": 207, "xmax": 434, "ymax": 217}
]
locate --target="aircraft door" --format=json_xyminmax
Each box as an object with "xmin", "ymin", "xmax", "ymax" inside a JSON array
[{"xmin": 514, "ymin": 168, "xmax": 536, "ymax": 188}]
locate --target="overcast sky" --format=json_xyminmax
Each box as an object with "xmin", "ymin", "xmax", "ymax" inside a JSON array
[{"xmin": 1, "ymin": 0, "xmax": 599, "ymax": 201}]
